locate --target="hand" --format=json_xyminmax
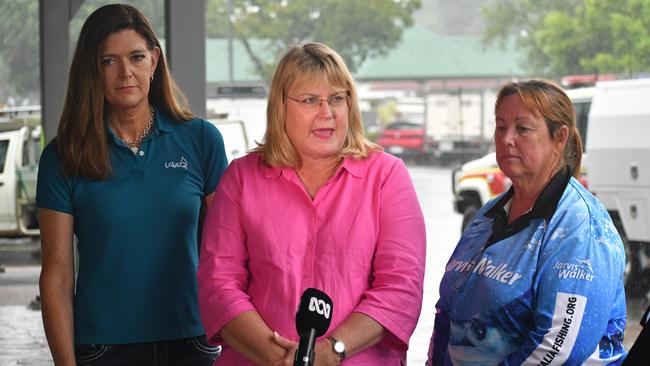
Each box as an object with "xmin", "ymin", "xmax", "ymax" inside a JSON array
[
  {"xmin": 314, "ymin": 340, "xmax": 341, "ymax": 366},
  {"xmin": 271, "ymin": 334, "xmax": 340, "ymax": 366},
  {"xmin": 271, "ymin": 331, "xmax": 298, "ymax": 366}
]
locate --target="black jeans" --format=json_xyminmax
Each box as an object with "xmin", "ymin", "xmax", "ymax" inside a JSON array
[{"xmin": 75, "ymin": 336, "xmax": 220, "ymax": 366}]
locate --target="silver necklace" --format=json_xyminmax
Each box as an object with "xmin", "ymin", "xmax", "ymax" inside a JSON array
[{"xmin": 116, "ymin": 107, "xmax": 155, "ymax": 154}]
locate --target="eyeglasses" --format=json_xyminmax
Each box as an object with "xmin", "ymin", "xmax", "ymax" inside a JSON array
[{"xmin": 286, "ymin": 92, "xmax": 349, "ymax": 109}]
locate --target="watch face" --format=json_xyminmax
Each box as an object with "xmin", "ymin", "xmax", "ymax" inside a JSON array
[{"xmin": 334, "ymin": 341, "xmax": 345, "ymax": 353}]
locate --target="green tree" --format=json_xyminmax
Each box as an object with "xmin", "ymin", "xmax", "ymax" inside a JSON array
[
  {"xmin": 0, "ymin": 0, "xmax": 163, "ymax": 102},
  {"xmin": 0, "ymin": 0, "xmax": 419, "ymax": 99},
  {"xmin": 206, "ymin": 0, "xmax": 421, "ymax": 81},
  {"xmin": 0, "ymin": 0, "xmax": 40, "ymax": 101},
  {"xmin": 377, "ymin": 100, "xmax": 399, "ymax": 125},
  {"xmin": 481, "ymin": 0, "xmax": 650, "ymax": 77},
  {"xmin": 70, "ymin": 0, "xmax": 165, "ymax": 44}
]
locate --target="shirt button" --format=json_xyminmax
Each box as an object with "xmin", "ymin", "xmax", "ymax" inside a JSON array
[{"xmin": 139, "ymin": 150, "xmax": 144, "ymax": 156}]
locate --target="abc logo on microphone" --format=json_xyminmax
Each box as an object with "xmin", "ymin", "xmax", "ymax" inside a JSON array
[
  {"xmin": 295, "ymin": 288, "xmax": 333, "ymax": 336},
  {"xmin": 294, "ymin": 288, "xmax": 333, "ymax": 366},
  {"xmin": 308, "ymin": 296, "xmax": 331, "ymax": 319}
]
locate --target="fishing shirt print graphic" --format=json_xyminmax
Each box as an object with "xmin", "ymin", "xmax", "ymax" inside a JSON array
[{"xmin": 430, "ymin": 178, "xmax": 626, "ymax": 366}]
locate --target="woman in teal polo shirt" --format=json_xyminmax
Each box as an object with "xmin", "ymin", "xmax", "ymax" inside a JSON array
[{"xmin": 36, "ymin": 4, "xmax": 227, "ymax": 365}]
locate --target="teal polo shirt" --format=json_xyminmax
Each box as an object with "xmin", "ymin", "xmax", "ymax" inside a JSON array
[{"xmin": 36, "ymin": 110, "xmax": 228, "ymax": 344}]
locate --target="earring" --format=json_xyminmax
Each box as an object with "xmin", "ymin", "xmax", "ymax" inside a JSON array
[{"xmin": 150, "ymin": 75, "xmax": 154, "ymax": 81}]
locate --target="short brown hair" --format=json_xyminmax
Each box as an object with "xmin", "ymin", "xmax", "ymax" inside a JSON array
[
  {"xmin": 56, "ymin": 3, "xmax": 193, "ymax": 180},
  {"xmin": 495, "ymin": 79, "xmax": 582, "ymax": 177},
  {"xmin": 254, "ymin": 43, "xmax": 380, "ymax": 167}
]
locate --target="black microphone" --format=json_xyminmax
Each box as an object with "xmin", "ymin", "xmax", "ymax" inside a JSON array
[{"xmin": 293, "ymin": 288, "xmax": 333, "ymax": 366}]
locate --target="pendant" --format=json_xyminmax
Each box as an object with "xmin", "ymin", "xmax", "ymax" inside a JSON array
[{"xmin": 130, "ymin": 146, "xmax": 139, "ymax": 155}]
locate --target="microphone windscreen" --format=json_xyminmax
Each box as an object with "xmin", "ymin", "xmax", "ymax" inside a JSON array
[{"xmin": 295, "ymin": 288, "xmax": 333, "ymax": 337}]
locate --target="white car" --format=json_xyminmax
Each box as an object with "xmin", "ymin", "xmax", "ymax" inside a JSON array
[
  {"xmin": 0, "ymin": 126, "xmax": 40, "ymax": 236},
  {"xmin": 452, "ymin": 152, "xmax": 510, "ymax": 231}
]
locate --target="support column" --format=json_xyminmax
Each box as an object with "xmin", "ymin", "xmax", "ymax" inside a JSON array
[
  {"xmin": 38, "ymin": 0, "xmax": 84, "ymax": 142},
  {"xmin": 39, "ymin": 1, "xmax": 67, "ymax": 142},
  {"xmin": 165, "ymin": 0, "xmax": 207, "ymax": 117}
]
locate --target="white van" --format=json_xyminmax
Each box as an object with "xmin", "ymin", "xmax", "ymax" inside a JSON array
[
  {"xmin": 586, "ymin": 78, "xmax": 650, "ymax": 297},
  {"xmin": 0, "ymin": 126, "xmax": 40, "ymax": 236}
]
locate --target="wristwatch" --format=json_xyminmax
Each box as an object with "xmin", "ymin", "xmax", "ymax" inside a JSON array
[{"xmin": 327, "ymin": 336, "xmax": 346, "ymax": 361}]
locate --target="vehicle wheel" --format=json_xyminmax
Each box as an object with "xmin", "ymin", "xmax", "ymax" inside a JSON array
[
  {"xmin": 618, "ymin": 224, "xmax": 650, "ymax": 298},
  {"xmin": 20, "ymin": 204, "xmax": 39, "ymax": 230},
  {"xmin": 609, "ymin": 214, "xmax": 646, "ymax": 298},
  {"xmin": 461, "ymin": 205, "xmax": 479, "ymax": 233},
  {"xmin": 415, "ymin": 153, "xmax": 432, "ymax": 165},
  {"xmin": 624, "ymin": 241, "xmax": 646, "ymax": 298}
]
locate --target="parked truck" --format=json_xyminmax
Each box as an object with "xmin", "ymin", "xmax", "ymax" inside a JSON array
[
  {"xmin": 424, "ymin": 89, "xmax": 496, "ymax": 162},
  {"xmin": 373, "ymin": 89, "xmax": 497, "ymax": 163},
  {"xmin": 0, "ymin": 126, "xmax": 40, "ymax": 236},
  {"xmin": 585, "ymin": 78, "xmax": 650, "ymax": 297}
]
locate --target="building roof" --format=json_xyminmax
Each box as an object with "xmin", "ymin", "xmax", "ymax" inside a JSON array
[
  {"xmin": 205, "ymin": 38, "xmax": 273, "ymax": 83},
  {"xmin": 354, "ymin": 25, "xmax": 525, "ymax": 81},
  {"xmin": 204, "ymin": 25, "xmax": 526, "ymax": 84}
]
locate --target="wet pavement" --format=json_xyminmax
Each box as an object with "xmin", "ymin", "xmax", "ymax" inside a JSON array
[
  {"xmin": 0, "ymin": 265, "xmax": 51, "ymax": 366},
  {"xmin": 0, "ymin": 303, "xmax": 51, "ymax": 365}
]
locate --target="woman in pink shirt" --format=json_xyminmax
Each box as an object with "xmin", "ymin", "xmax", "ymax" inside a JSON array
[{"xmin": 197, "ymin": 43, "xmax": 426, "ymax": 365}]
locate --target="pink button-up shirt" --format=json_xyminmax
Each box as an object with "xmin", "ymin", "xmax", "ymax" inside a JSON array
[{"xmin": 198, "ymin": 151, "xmax": 426, "ymax": 365}]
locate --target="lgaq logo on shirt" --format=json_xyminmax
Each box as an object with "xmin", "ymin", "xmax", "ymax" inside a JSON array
[{"xmin": 164, "ymin": 156, "xmax": 188, "ymax": 169}]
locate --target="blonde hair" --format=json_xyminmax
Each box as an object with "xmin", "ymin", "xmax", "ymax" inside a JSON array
[
  {"xmin": 495, "ymin": 79, "xmax": 582, "ymax": 178},
  {"xmin": 254, "ymin": 43, "xmax": 380, "ymax": 167},
  {"xmin": 56, "ymin": 4, "xmax": 193, "ymax": 180}
]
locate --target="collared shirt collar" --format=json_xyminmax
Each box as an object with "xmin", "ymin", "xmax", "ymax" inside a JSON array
[
  {"xmin": 338, "ymin": 155, "xmax": 364, "ymax": 178},
  {"xmin": 152, "ymin": 108, "xmax": 173, "ymax": 134},
  {"xmin": 262, "ymin": 154, "xmax": 366, "ymax": 179},
  {"xmin": 106, "ymin": 106, "xmax": 171, "ymax": 146},
  {"xmin": 484, "ymin": 165, "xmax": 571, "ymax": 245}
]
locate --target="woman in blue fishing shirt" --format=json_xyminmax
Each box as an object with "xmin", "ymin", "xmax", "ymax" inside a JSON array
[{"xmin": 427, "ymin": 80, "xmax": 627, "ymax": 365}]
